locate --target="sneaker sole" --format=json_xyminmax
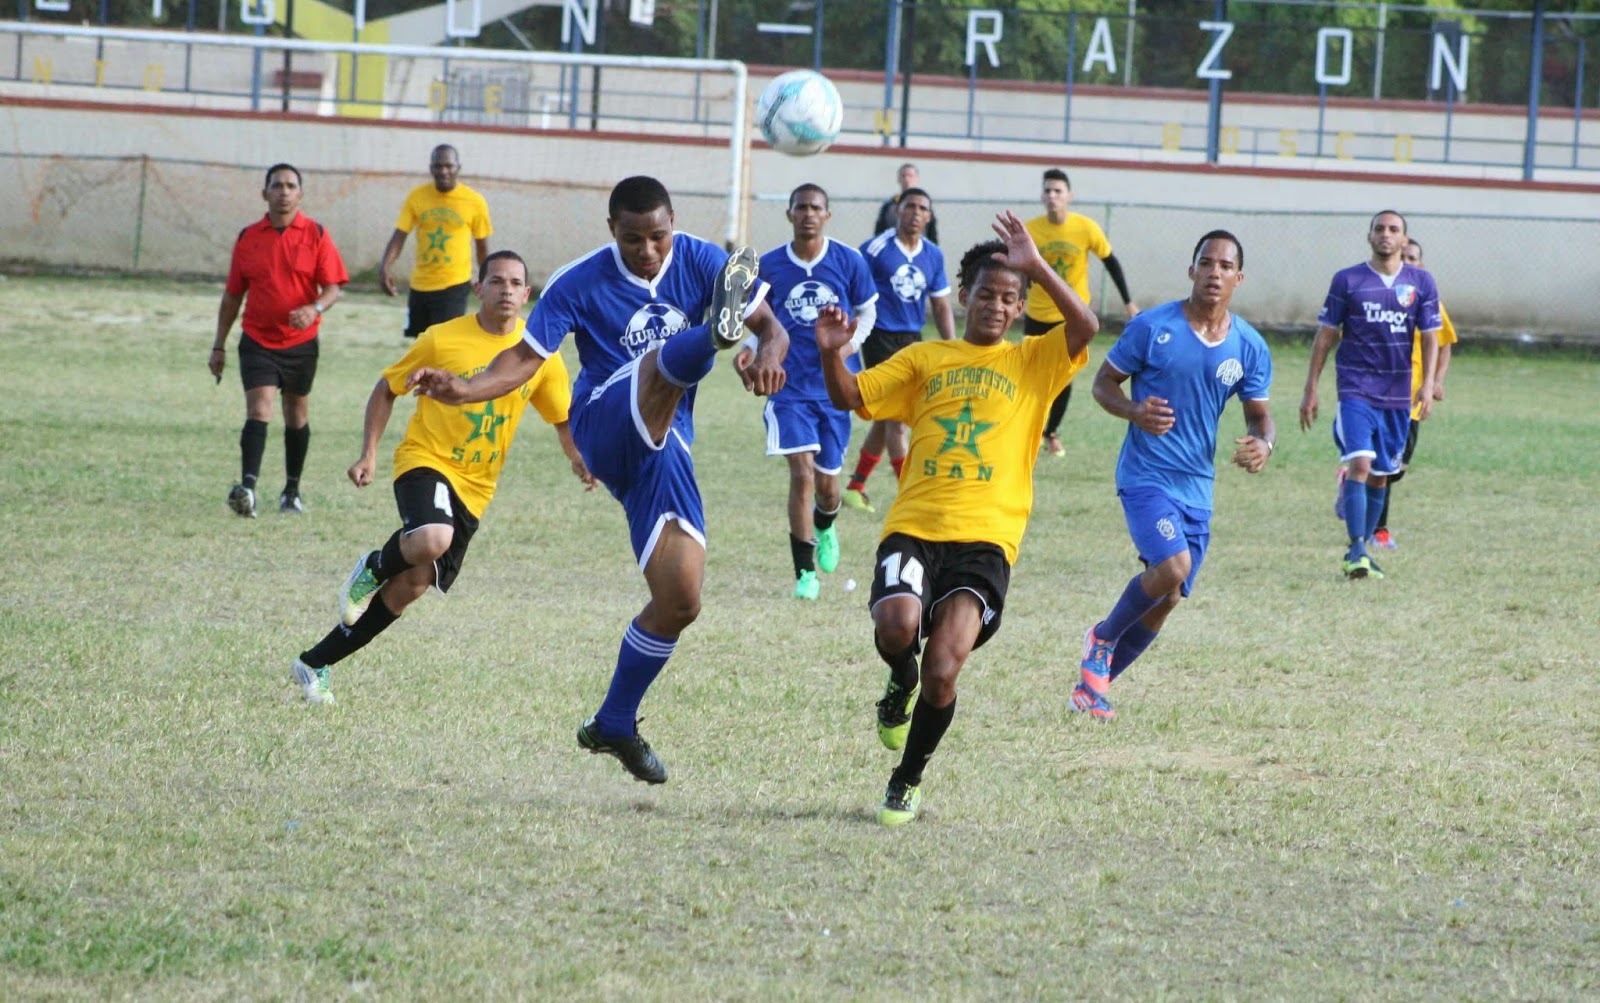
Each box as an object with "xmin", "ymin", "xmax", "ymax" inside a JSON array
[{"xmin": 711, "ymin": 246, "xmax": 759, "ymax": 349}]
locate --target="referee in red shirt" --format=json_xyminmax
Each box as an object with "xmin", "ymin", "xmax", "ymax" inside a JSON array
[{"xmin": 209, "ymin": 164, "xmax": 349, "ymax": 517}]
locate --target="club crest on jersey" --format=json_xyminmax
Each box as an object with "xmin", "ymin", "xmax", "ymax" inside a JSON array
[
  {"xmin": 1394, "ymin": 284, "xmax": 1417, "ymax": 308},
  {"xmin": 1156, "ymin": 517, "xmax": 1177, "ymax": 541},
  {"xmin": 1215, "ymin": 358, "xmax": 1243, "ymax": 387},
  {"xmin": 1156, "ymin": 331, "xmax": 1171, "ymax": 345},
  {"xmin": 622, "ymin": 302, "xmax": 690, "ymax": 354},
  {"xmin": 890, "ymin": 263, "xmax": 927, "ymax": 302},
  {"xmin": 784, "ymin": 279, "xmax": 840, "ymax": 326}
]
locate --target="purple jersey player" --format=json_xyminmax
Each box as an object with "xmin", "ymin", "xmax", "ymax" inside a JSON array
[{"xmin": 1299, "ymin": 210, "xmax": 1441, "ymax": 580}]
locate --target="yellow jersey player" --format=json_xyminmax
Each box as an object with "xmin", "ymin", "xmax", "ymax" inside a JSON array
[
  {"xmin": 1369, "ymin": 236, "xmax": 1459, "ymax": 549},
  {"xmin": 816, "ymin": 211, "xmax": 1100, "ymax": 826},
  {"xmin": 290, "ymin": 251, "xmax": 593, "ymax": 704},
  {"xmin": 1023, "ymin": 168, "xmax": 1138, "ymax": 456},
  {"xmin": 378, "ymin": 144, "xmax": 494, "ymax": 339}
]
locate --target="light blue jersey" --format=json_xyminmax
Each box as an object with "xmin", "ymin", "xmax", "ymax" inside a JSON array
[
  {"xmin": 759, "ymin": 237, "xmax": 878, "ymax": 402},
  {"xmin": 1105, "ymin": 299, "xmax": 1272, "ymax": 512},
  {"xmin": 524, "ymin": 232, "xmax": 768, "ymax": 444},
  {"xmin": 858, "ymin": 229, "xmax": 949, "ymax": 333}
]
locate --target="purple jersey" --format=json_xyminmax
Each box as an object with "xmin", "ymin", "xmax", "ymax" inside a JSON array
[{"xmin": 1317, "ymin": 263, "xmax": 1440, "ymax": 410}]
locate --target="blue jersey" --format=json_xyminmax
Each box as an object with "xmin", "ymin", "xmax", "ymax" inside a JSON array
[
  {"xmin": 859, "ymin": 230, "xmax": 949, "ymax": 334},
  {"xmin": 1105, "ymin": 299, "xmax": 1273, "ymax": 512},
  {"xmin": 1317, "ymin": 262, "xmax": 1440, "ymax": 410},
  {"xmin": 759, "ymin": 237, "xmax": 878, "ymax": 403},
  {"xmin": 524, "ymin": 233, "xmax": 766, "ymax": 443}
]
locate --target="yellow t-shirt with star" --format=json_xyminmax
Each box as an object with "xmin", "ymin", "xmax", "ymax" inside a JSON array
[
  {"xmin": 1024, "ymin": 213, "xmax": 1112, "ymax": 322},
  {"xmin": 856, "ymin": 331, "xmax": 1089, "ymax": 564},
  {"xmin": 381, "ymin": 314, "xmax": 570, "ymax": 518},
  {"xmin": 395, "ymin": 183, "xmax": 494, "ymax": 291},
  {"xmin": 1410, "ymin": 302, "xmax": 1458, "ymax": 420}
]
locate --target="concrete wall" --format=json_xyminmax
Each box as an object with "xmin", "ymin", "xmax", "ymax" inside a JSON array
[{"xmin": 3, "ymin": 97, "xmax": 1596, "ymax": 337}]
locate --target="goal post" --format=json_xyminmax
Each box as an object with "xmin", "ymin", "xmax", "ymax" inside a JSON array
[{"xmin": 4, "ymin": 21, "xmax": 754, "ymax": 250}]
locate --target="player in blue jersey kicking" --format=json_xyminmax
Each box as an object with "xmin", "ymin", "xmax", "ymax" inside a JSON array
[
  {"xmin": 408, "ymin": 176, "xmax": 789, "ymax": 784},
  {"xmin": 1300, "ymin": 210, "xmax": 1440, "ymax": 580},
  {"xmin": 739, "ymin": 183, "xmax": 878, "ymax": 600},
  {"xmin": 840, "ymin": 188, "xmax": 955, "ymax": 513},
  {"xmin": 1075, "ymin": 231, "xmax": 1274, "ymax": 720}
]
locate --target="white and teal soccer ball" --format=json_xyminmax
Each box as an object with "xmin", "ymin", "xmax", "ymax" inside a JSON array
[{"xmin": 756, "ymin": 70, "xmax": 844, "ymax": 157}]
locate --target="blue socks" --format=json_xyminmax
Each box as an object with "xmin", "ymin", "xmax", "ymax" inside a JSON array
[
  {"xmin": 1342, "ymin": 478, "xmax": 1369, "ymax": 557},
  {"xmin": 594, "ymin": 620, "xmax": 677, "ymax": 738},
  {"xmin": 1109, "ymin": 623, "xmax": 1157, "ymax": 682},
  {"xmin": 1098, "ymin": 574, "xmax": 1164, "ymax": 643},
  {"xmin": 1364, "ymin": 483, "xmax": 1386, "ymax": 542},
  {"xmin": 656, "ymin": 323, "xmax": 718, "ymax": 386}
]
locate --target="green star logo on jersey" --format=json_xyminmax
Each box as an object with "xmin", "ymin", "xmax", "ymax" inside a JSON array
[
  {"xmin": 934, "ymin": 401, "xmax": 993, "ymax": 459},
  {"xmin": 463, "ymin": 399, "xmax": 507, "ymax": 445},
  {"xmin": 424, "ymin": 227, "xmax": 452, "ymax": 253}
]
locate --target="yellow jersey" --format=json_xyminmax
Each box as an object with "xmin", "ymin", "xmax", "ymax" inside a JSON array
[
  {"xmin": 1024, "ymin": 213, "xmax": 1111, "ymax": 322},
  {"xmin": 856, "ymin": 330, "xmax": 1089, "ymax": 564},
  {"xmin": 381, "ymin": 314, "xmax": 571, "ymax": 517},
  {"xmin": 395, "ymin": 183, "xmax": 494, "ymax": 291},
  {"xmin": 1411, "ymin": 303, "xmax": 1458, "ymax": 420}
]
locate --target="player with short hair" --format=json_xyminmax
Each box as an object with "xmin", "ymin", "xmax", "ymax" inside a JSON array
[
  {"xmin": 407, "ymin": 176, "xmax": 789, "ymax": 785},
  {"xmin": 1367, "ymin": 237, "xmax": 1458, "ymax": 550},
  {"xmin": 1301, "ymin": 210, "xmax": 1440, "ymax": 579},
  {"xmin": 1074, "ymin": 231, "xmax": 1273, "ymax": 720},
  {"xmin": 378, "ymin": 144, "xmax": 493, "ymax": 339},
  {"xmin": 815, "ymin": 211, "xmax": 1099, "ymax": 826},
  {"xmin": 209, "ymin": 163, "xmax": 349, "ymax": 517},
  {"xmin": 872, "ymin": 162, "xmax": 939, "ymax": 245},
  {"xmin": 741, "ymin": 183, "xmax": 878, "ymax": 599},
  {"xmin": 841, "ymin": 188, "xmax": 956, "ymax": 514},
  {"xmin": 293, "ymin": 251, "xmax": 591, "ymax": 703},
  {"xmin": 1024, "ymin": 168, "xmax": 1139, "ymax": 457}
]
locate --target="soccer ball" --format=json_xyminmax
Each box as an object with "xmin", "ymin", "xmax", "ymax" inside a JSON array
[{"xmin": 756, "ymin": 70, "xmax": 844, "ymax": 157}]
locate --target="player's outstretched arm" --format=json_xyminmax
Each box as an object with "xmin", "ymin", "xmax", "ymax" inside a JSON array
[
  {"xmin": 555, "ymin": 421, "xmax": 598, "ymax": 492},
  {"xmin": 815, "ymin": 305, "xmax": 864, "ymax": 411},
  {"xmin": 408, "ymin": 339, "xmax": 543, "ymax": 405},
  {"xmin": 991, "ymin": 211, "xmax": 1098, "ymax": 354},
  {"xmin": 1092, "ymin": 360, "xmax": 1174, "ymax": 436},
  {"xmin": 377, "ymin": 228, "xmax": 408, "ymax": 297},
  {"xmin": 1299, "ymin": 324, "xmax": 1340, "ymax": 431},
  {"xmin": 349, "ymin": 377, "xmax": 399, "ymax": 488},
  {"xmin": 739, "ymin": 300, "xmax": 790, "ymax": 396},
  {"xmin": 1231, "ymin": 398, "xmax": 1275, "ymax": 473}
]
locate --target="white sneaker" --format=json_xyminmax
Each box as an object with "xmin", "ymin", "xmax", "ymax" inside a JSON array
[{"xmin": 292, "ymin": 657, "xmax": 335, "ymax": 705}]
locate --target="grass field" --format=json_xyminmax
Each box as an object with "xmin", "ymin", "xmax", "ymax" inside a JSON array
[{"xmin": 2, "ymin": 274, "xmax": 1598, "ymax": 1000}]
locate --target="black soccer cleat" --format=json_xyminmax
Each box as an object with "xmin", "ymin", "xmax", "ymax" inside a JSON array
[
  {"xmin": 577, "ymin": 717, "xmax": 669, "ymax": 785},
  {"xmin": 709, "ymin": 246, "xmax": 759, "ymax": 350}
]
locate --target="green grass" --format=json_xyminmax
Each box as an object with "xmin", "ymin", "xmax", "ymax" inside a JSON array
[{"xmin": 2, "ymin": 275, "xmax": 1598, "ymax": 1000}]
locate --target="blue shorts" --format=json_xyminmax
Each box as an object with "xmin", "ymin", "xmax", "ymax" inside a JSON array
[
  {"xmin": 572, "ymin": 357, "xmax": 705, "ymax": 569},
  {"xmin": 1333, "ymin": 399, "xmax": 1409, "ymax": 476},
  {"xmin": 762, "ymin": 398, "xmax": 851, "ymax": 474},
  {"xmin": 1119, "ymin": 487, "xmax": 1210, "ymax": 597}
]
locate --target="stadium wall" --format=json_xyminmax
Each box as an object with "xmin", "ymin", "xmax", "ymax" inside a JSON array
[{"xmin": 4, "ymin": 98, "xmax": 1597, "ymax": 338}]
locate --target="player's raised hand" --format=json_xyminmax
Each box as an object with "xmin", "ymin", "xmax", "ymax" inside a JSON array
[
  {"xmin": 406, "ymin": 367, "xmax": 469, "ymax": 403},
  {"xmin": 988, "ymin": 210, "xmax": 1047, "ymax": 280},
  {"xmin": 813, "ymin": 304, "xmax": 855, "ymax": 353},
  {"xmin": 1130, "ymin": 396, "xmax": 1175, "ymax": 435}
]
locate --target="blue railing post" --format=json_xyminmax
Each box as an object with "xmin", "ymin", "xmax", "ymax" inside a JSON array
[{"xmin": 1523, "ymin": 0, "xmax": 1547, "ymax": 181}]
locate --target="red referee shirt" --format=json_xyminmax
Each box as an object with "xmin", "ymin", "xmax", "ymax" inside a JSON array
[{"xmin": 226, "ymin": 212, "xmax": 350, "ymax": 350}]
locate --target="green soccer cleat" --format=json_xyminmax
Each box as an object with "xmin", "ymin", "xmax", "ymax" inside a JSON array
[
  {"xmin": 842, "ymin": 488, "xmax": 875, "ymax": 514},
  {"xmin": 877, "ymin": 780, "xmax": 922, "ymax": 826},
  {"xmin": 291, "ymin": 657, "xmax": 334, "ymax": 705},
  {"xmin": 1343, "ymin": 555, "xmax": 1373, "ymax": 580},
  {"xmin": 339, "ymin": 551, "xmax": 380, "ymax": 626},
  {"xmin": 876, "ymin": 674, "xmax": 919, "ymax": 751},
  {"xmin": 793, "ymin": 569, "xmax": 820, "ymax": 600},
  {"xmin": 815, "ymin": 525, "xmax": 840, "ymax": 574}
]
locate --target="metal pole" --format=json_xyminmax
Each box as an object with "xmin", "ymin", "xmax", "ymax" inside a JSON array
[
  {"xmin": 1122, "ymin": 0, "xmax": 1135, "ymax": 87},
  {"xmin": 1523, "ymin": 0, "xmax": 1546, "ymax": 181},
  {"xmin": 1373, "ymin": 2, "xmax": 1386, "ymax": 102},
  {"xmin": 897, "ymin": 0, "xmax": 917, "ymax": 148},
  {"xmin": 281, "ymin": 0, "xmax": 295, "ymax": 113},
  {"xmin": 1573, "ymin": 37, "xmax": 1584, "ymax": 169},
  {"xmin": 133, "ymin": 155, "xmax": 148, "ymax": 270},
  {"xmin": 1316, "ymin": 82, "xmax": 1326, "ymax": 157},
  {"xmin": 813, "ymin": 0, "xmax": 823, "ymax": 72},
  {"xmin": 1064, "ymin": 13, "xmax": 1076, "ymax": 144},
  {"xmin": 1204, "ymin": 0, "xmax": 1225, "ymax": 164},
  {"xmin": 881, "ymin": 0, "xmax": 901, "ymax": 148}
]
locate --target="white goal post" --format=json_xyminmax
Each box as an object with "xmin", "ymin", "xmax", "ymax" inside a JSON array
[{"xmin": 4, "ymin": 21, "xmax": 753, "ymax": 248}]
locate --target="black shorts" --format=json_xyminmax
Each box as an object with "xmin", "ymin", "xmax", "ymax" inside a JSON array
[
  {"xmin": 239, "ymin": 336, "xmax": 318, "ymax": 395},
  {"xmin": 405, "ymin": 281, "xmax": 473, "ymax": 338},
  {"xmin": 1401, "ymin": 418, "xmax": 1421, "ymax": 467},
  {"xmin": 393, "ymin": 468, "xmax": 480, "ymax": 593},
  {"xmin": 1023, "ymin": 315, "xmax": 1059, "ymax": 337},
  {"xmin": 869, "ymin": 532, "xmax": 1011, "ymax": 650},
  {"xmin": 861, "ymin": 329, "xmax": 922, "ymax": 369}
]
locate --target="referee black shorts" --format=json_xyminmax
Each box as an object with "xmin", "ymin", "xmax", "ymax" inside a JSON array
[{"xmin": 239, "ymin": 335, "xmax": 318, "ymax": 396}]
